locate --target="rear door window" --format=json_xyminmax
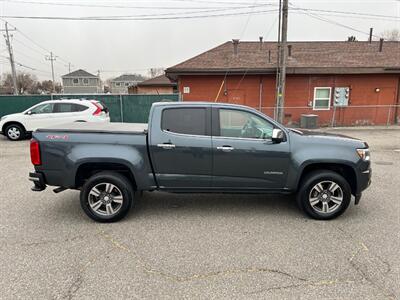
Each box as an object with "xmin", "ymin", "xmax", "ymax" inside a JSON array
[
  {"xmin": 161, "ymin": 108, "xmax": 207, "ymax": 136},
  {"xmin": 73, "ymin": 104, "xmax": 88, "ymax": 112},
  {"xmin": 54, "ymin": 103, "xmax": 75, "ymax": 113}
]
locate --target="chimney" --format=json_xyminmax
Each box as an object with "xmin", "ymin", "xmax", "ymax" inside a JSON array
[
  {"xmin": 259, "ymin": 36, "xmax": 263, "ymax": 50},
  {"xmin": 288, "ymin": 44, "xmax": 292, "ymax": 57},
  {"xmin": 369, "ymin": 28, "xmax": 373, "ymax": 43},
  {"xmin": 379, "ymin": 38, "xmax": 384, "ymax": 52},
  {"xmin": 232, "ymin": 39, "xmax": 239, "ymax": 55}
]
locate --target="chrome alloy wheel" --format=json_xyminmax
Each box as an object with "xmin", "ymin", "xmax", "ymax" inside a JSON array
[
  {"xmin": 88, "ymin": 183, "xmax": 124, "ymax": 216},
  {"xmin": 308, "ymin": 180, "xmax": 344, "ymax": 214},
  {"xmin": 7, "ymin": 127, "xmax": 21, "ymax": 140}
]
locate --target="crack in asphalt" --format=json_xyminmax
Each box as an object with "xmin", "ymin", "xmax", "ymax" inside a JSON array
[
  {"xmin": 97, "ymin": 229, "xmax": 307, "ymax": 283},
  {"xmin": 60, "ymin": 227, "xmax": 397, "ymax": 299},
  {"xmin": 336, "ymin": 226, "xmax": 396, "ymax": 299},
  {"xmin": 64, "ymin": 274, "xmax": 83, "ymax": 300},
  {"xmin": 61, "ymin": 246, "xmax": 114, "ymax": 300},
  {"xmin": 3, "ymin": 235, "xmax": 87, "ymax": 248},
  {"xmin": 246, "ymin": 278, "xmax": 358, "ymax": 295}
]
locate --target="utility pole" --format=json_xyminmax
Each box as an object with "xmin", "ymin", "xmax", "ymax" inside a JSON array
[
  {"xmin": 276, "ymin": 0, "xmax": 288, "ymax": 124},
  {"xmin": 2, "ymin": 22, "xmax": 18, "ymax": 95},
  {"xmin": 45, "ymin": 52, "xmax": 57, "ymax": 92}
]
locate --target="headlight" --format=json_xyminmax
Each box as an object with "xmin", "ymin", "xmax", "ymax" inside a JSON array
[{"xmin": 356, "ymin": 148, "xmax": 370, "ymax": 161}]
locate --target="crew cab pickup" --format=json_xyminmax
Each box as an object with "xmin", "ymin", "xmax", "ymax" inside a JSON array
[{"xmin": 29, "ymin": 102, "xmax": 371, "ymax": 222}]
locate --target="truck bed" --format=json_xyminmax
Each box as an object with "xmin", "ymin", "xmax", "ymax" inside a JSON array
[{"xmin": 36, "ymin": 122, "xmax": 148, "ymax": 135}]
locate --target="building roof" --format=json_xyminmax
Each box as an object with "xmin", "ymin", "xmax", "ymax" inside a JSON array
[
  {"xmin": 111, "ymin": 74, "xmax": 145, "ymax": 82},
  {"xmin": 166, "ymin": 41, "xmax": 400, "ymax": 76},
  {"xmin": 62, "ymin": 69, "xmax": 98, "ymax": 78},
  {"xmin": 137, "ymin": 75, "xmax": 176, "ymax": 87}
]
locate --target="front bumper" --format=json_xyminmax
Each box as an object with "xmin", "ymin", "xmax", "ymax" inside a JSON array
[
  {"xmin": 29, "ymin": 172, "xmax": 46, "ymax": 191},
  {"xmin": 359, "ymin": 167, "xmax": 372, "ymax": 191},
  {"xmin": 355, "ymin": 164, "xmax": 372, "ymax": 205}
]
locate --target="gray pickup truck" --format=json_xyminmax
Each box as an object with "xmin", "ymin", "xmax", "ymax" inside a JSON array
[{"xmin": 29, "ymin": 102, "xmax": 371, "ymax": 222}]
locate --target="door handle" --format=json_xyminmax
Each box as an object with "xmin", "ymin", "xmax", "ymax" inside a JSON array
[
  {"xmin": 157, "ymin": 143, "xmax": 176, "ymax": 149},
  {"xmin": 217, "ymin": 146, "xmax": 234, "ymax": 152}
]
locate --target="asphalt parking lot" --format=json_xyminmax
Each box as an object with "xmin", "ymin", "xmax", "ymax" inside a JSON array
[{"xmin": 0, "ymin": 127, "xmax": 399, "ymax": 299}]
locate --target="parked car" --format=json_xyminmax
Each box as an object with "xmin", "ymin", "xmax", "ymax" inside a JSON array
[
  {"xmin": 29, "ymin": 102, "xmax": 371, "ymax": 222},
  {"xmin": 0, "ymin": 99, "xmax": 110, "ymax": 141}
]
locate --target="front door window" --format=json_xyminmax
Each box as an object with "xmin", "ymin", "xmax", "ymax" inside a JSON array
[{"xmin": 219, "ymin": 109, "xmax": 274, "ymax": 139}]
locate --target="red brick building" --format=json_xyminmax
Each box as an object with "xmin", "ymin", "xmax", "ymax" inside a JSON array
[{"xmin": 166, "ymin": 40, "xmax": 400, "ymax": 126}]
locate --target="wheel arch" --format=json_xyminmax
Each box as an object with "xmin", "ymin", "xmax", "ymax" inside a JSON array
[
  {"xmin": 296, "ymin": 162, "xmax": 357, "ymax": 195},
  {"xmin": 2, "ymin": 121, "xmax": 26, "ymax": 133},
  {"xmin": 75, "ymin": 161, "xmax": 137, "ymax": 190}
]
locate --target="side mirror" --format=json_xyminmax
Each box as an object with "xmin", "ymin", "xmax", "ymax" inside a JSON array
[
  {"xmin": 26, "ymin": 111, "xmax": 32, "ymax": 115},
  {"xmin": 271, "ymin": 128, "xmax": 284, "ymax": 143}
]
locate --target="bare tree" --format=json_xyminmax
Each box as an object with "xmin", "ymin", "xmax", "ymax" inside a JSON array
[
  {"xmin": 38, "ymin": 80, "xmax": 62, "ymax": 94},
  {"xmin": 148, "ymin": 68, "xmax": 164, "ymax": 78},
  {"xmin": 1, "ymin": 72, "xmax": 62, "ymax": 94},
  {"xmin": 1, "ymin": 72, "xmax": 38, "ymax": 94},
  {"xmin": 379, "ymin": 29, "xmax": 400, "ymax": 41}
]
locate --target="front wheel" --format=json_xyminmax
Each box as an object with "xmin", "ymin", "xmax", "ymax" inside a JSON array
[
  {"xmin": 297, "ymin": 170, "xmax": 351, "ymax": 220},
  {"xmin": 5, "ymin": 124, "xmax": 25, "ymax": 141},
  {"xmin": 80, "ymin": 172, "xmax": 134, "ymax": 222}
]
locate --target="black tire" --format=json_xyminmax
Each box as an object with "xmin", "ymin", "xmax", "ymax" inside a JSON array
[
  {"xmin": 80, "ymin": 171, "xmax": 134, "ymax": 222},
  {"xmin": 4, "ymin": 123, "xmax": 26, "ymax": 141},
  {"xmin": 296, "ymin": 170, "xmax": 351, "ymax": 220}
]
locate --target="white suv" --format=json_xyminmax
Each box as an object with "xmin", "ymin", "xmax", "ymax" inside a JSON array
[{"xmin": 0, "ymin": 99, "xmax": 110, "ymax": 140}]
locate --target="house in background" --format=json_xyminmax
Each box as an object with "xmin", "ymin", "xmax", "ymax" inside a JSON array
[
  {"xmin": 61, "ymin": 69, "xmax": 101, "ymax": 94},
  {"xmin": 129, "ymin": 75, "xmax": 177, "ymax": 94},
  {"xmin": 166, "ymin": 39, "xmax": 400, "ymax": 126},
  {"xmin": 110, "ymin": 74, "xmax": 145, "ymax": 94}
]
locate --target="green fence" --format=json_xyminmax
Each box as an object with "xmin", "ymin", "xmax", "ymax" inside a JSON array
[{"xmin": 0, "ymin": 94, "xmax": 180, "ymax": 122}]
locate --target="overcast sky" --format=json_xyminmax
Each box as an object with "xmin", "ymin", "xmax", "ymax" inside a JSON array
[{"xmin": 0, "ymin": 0, "xmax": 399, "ymax": 81}]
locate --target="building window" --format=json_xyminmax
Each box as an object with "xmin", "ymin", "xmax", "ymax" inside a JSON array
[
  {"xmin": 313, "ymin": 87, "xmax": 331, "ymax": 110},
  {"xmin": 183, "ymin": 86, "xmax": 190, "ymax": 94},
  {"xmin": 83, "ymin": 78, "xmax": 89, "ymax": 85},
  {"xmin": 116, "ymin": 82, "xmax": 121, "ymax": 87},
  {"xmin": 72, "ymin": 78, "xmax": 79, "ymax": 85},
  {"xmin": 125, "ymin": 82, "xmax": 130, "ymax": 87}
]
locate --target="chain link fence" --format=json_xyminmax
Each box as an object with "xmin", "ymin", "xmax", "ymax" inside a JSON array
[{"xmin": 257, "ymin": 105, "xmax": 400, "ymax": 127}]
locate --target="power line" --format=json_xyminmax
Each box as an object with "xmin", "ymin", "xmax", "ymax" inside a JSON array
[
  {"xmin": 0, "ymin": 1, "xmax": 277, "ymax": 22},
  {"xmin": 0, "ymin": 19, "xmax": 75, "ymax": 68},
  {"xmin": 0, "ymin": 53, "xmax": 52, "ymax": 74},
  {"xmin": 290, "ymin": 7, "xmax": 400, "ymax": 21},
  {"xmin": 13, "ymin": 48, "xmax": 48, "ymax": 66},
  {"xmin": 0, "ymin": 9, "xmax": 279, "ymax": 21},
  {"xmin": 288, "ymin": 3, "xmax": 383, "ymax": 38},
  {"xmin": 0, "ymin": 0, "xmax": 277, "ymax": 10},
  {"xmin": 13, "ymin": 37, "xmax": 47, "ymax": 56}
]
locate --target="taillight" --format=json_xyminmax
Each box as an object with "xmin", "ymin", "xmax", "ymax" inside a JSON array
[
  {"xmin": 30, "ymin": 139, "xmax": 41, "ymax": 166},
  {"xmin": 91, "ymin": 101, "xmax": 102, "ymax": 116}
]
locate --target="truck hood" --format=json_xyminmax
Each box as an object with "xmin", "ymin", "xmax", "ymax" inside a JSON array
[{"xmin": 288, "ymin": 128, "xmax": 368, "ymax": 148}]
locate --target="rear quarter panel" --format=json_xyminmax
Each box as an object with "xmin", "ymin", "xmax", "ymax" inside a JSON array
[{"xmin": 33, "ymin": 131, "xmax": 155, "ymax": 189}]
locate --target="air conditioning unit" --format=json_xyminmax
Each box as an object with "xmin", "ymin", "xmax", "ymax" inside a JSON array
[{"xmin": 300, "ymin": 114, "xmax": 319, "ymax": 129}]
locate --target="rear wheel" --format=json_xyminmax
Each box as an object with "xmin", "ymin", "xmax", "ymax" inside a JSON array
[
  {"xmin": 5, "ymin": 123, "xmax": 25, "ymax": 141},
  {"xmin": 80, "ymin": 171, "xmax": 134, "ymax": 222},
  {"xmin": 297, "ymin": 170, "xmax": 351, "ymax": 220}
]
